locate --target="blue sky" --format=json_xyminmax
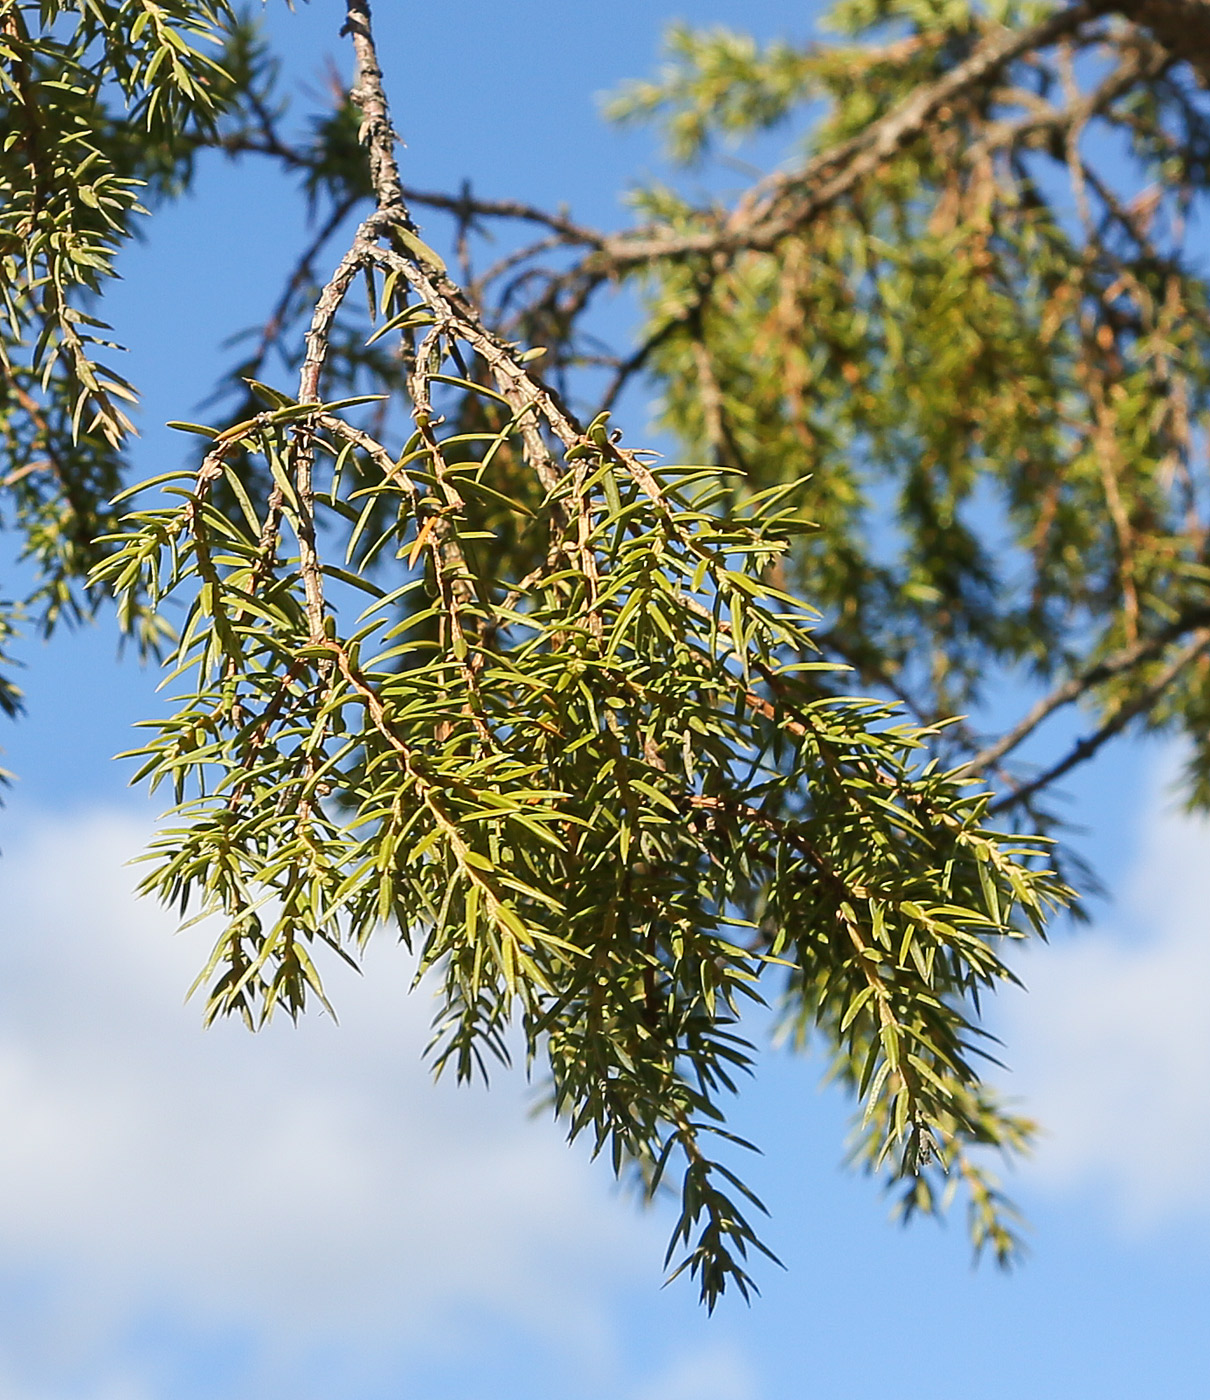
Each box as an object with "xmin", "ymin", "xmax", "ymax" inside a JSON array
[{"xmin": 0, "ymin": 2, "xmax": 1207, "ymax": 1397}]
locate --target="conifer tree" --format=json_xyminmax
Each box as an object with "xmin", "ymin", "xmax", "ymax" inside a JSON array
[{"xmin": 4, "ymin": 0, "xmax": 1207, "ymax": 1303}]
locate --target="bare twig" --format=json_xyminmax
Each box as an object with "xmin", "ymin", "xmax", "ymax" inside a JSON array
[{"xmin": 988, "ymin": 628, "xmax": 1210, "ymax": 813}]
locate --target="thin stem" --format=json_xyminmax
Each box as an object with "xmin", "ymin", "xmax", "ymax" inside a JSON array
[
  {"xmin": 342, "ymin": 0, "xmax": 406, "ymax": 212},
  {"xmin": 988, "ymin": 629, "xmax": 1210, "ymax": 814},
  {"xmin": 962, "ymin": 610, "xmax": 1210, "ymax": 776}
]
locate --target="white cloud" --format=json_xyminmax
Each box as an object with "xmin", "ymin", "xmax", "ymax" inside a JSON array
[
  {"xmin": 0, "ymin": 807, "xmax": 656, "ymax": 1395},
  {"xmin": 1004, "ymin": 770, "xmax": 1210, "ymax": 1228},
  {"xmin": 630, "ymin": 1343, "xmax": 759, "ymax": 1400}
]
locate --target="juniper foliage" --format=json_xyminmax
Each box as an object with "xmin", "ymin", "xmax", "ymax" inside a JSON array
[{"xmin": 6, "ymin": 0, "xmax": 1209, "ymax": 1304}]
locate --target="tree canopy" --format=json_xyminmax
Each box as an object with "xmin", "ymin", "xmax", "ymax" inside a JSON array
[{"xmin": 3, "ymin": 0, "xmax": 1208, "ymax": 1306}]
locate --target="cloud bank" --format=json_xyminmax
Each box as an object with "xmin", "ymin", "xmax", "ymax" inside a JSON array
[
  {"xmin": 1005, "ymin": 772, "xmax": 1210, "ymax": 1228},
  {"xmin": 0, "ymin": 809, "xmax": 657, "ymax": 1398}
]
